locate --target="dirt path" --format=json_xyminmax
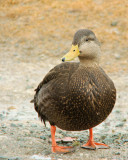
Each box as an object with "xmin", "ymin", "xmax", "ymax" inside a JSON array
[{"xmin": 0, "ymin": 43, "xmax": 128, "ymax": 160}]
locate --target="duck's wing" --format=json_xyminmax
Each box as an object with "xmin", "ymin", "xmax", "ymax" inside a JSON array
[
  {"xmin": 31, "ymin": 62, "xmax": 79, "ymax": 125},
  {"xmin": 34, "ymin": 62, "xmax": 79, "ymax": 93}
]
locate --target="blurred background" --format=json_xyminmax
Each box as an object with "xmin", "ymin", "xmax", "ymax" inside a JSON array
[
  {"xmin": 0, "ymin": 0, "xmax": 128, "ymax": 160},
  {"xmin": 0, "ymin": 0, "xmax": 128, "ymax": 71}
]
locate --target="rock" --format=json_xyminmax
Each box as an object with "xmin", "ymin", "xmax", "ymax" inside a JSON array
[
  {"xmin": 1, "ymin": 124, "xmax": 7, "ymax": 128},
  {"xmin": 115, "ymin": 139, "xmax": 123, "ymax": 145},
  {"xmin": 112, "ymin": 133, "xmax": 120, "ymax": 139},
  {"xmin": 115, "ymin": 152, "xmax": 120, "ymax": 155},
  {"xmin": 0, "ymin": 156, "xmax": 8, "ymax": 160},
  {"xmin": 34, "ymin": 135, "xmax": 40, "ymax": 138},
  {"xmin": 31, "ymin": 124, "xmax": 37, "ymax": 127},
  {"xmin": 102, "ymin": 137, "xmax": 114, "ymax": 144},
  {"xmin": 13, "ymin": 52, "xmax": 18, "ymax": 55},
  {"xmin": 123, "ymin": 139, "xmax": 128, "ymax": 143},
  {"xmin": 43, "ymin": 150, "xmax": 51, "ymax": 155},
  {"xmin": 46, "ymin": 127, "xmax": 50, "ymax": 131},
  {"xmin": 46, "ymin": 132, "xmax": 51, "ymax": 138},
  {"xmin": 10, "ymin": 123, "xmax": 17, "ymax": 127},
  {"xmin": 8, "ymin": 106, "xmax": 16, "ymax": 110},
  {"xmin": 1, "ymin": 156, "xmax": 21, "ymax": 160},
  {"xmin": 30, "ymin": 130, "xmax": 34, "ymax": 133},
  {"xmin": 77, "ymin": 138, "xmax": 84, "ymax": 142},
  {"xmin": 31, "ymin": 155, "xmax": 51, "ymax": 160},
  {"xmin": 115, "ymin": 123, "xmax": 124, "ymax": 127},
  {"xmin": 1, "ymin": 129, "xmax": 6, "ymax": 133},
  {"xmin": 115, "ymin": 146, "xmax": 120, "ymax": 149},
  {"xmin": 26, "ymin": 85, "xmax": 33, "ymax": 89},
  {"xmin": 115, "ymin": 110, "xmax": 120, "ymax": 114},
  {"xmin": 8, "ymin": 157, "xmax": 22, "ymax": 160},
  {"xmin": 72, "ymin": 141, "xmax": 80, "ymax": 146},
  {"xmin": 17, "ymin": 137, "xmax": 25, "ymax": 141},
  {"xmin": 40, "ymin": 136, "xmax": 46, "ymax": 140},
  {"xmin": 101, "ymin": 135, "xmax": 107, "ymax": 140},
  {"xmin": 58, "ymin": 130, "xmax": 64, "ymax": 134},
  {"xmin": 111, "ymin": 21, "xmax": 118, "ymax": 26},
  {"xmin": 122, "ymin": 118, "xmax": 127, "ymax": 122},
  {"xmin": 114, "ymin": 53, "xmax": 121, "ymax": 59},
  {"xmin": 17, "ymin": 123, "xmax": 23, "ymax": 127},
  {"xmin": 80, "ymin": 153, "xmax": 84, "ymax": 156},
  {"xmin": 0, "ymin": 113, "xmax": 5, "ymax": 120},
  {"xmin": 17, "ymin": 112, "xmax": 25, "ymax": 116},
  {"xmin": 9, "ymin": 117, "xmax": 19, "ymax": 121}
]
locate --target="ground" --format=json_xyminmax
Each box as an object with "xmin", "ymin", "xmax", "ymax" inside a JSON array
[{"xmin": 0, "ymin": 0, "xmax": 128, "ymax": 160}]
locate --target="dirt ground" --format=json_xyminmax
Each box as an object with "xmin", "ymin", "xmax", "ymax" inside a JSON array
[{"xmin": 0, "ymin": 0, "xmax": 128, "ymax": 160}]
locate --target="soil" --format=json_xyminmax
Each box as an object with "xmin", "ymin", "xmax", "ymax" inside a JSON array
[{"xmin": 0, "ymin": 0, "xmax": 128, "ymax": 160}]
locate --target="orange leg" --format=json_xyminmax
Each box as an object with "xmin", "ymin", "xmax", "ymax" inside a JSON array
[
  {"xmin": 81, "ymin": 128, "xmax": 109, "ymax": 150},
  {"xmin": 51, "ymin": 126, "xmax": 74, "ymax": 154}
]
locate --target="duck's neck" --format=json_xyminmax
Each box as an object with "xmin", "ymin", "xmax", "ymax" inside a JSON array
[{"xmin": 78, "ymin": 57, "xmax": 100, "ymax": 67}]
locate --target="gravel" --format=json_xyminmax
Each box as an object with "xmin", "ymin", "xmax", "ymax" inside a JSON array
[{"xmin": 0, "ymin": 2, "xmax": 128, "ymax": 159}]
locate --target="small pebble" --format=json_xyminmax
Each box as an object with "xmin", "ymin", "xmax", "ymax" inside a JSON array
[
  {"xmin": 111, "ymin": 21, "xmax": 118, "ymax": 26},
  {"xmin": 122, "ymin": 118, "xmax": 127, "ymax": 122},
  {"xmin": 115, "ymin": 152, "xmax": 120, "ymax": 155},
  {"xmin": 1, "ymin": 124, "xmax": 7, "ymax": 128},
  {"xmin": 26, "ymin": 85, "xmax": 33, "ymax": 89},
  {"xmin": 8, "ymin": 106, "xmax": 16, "ymax": 110},
  {"xmin": 72, "ymin": 141, "xmax": 80, "ymax": 146},
  {"xmin": 9, "ymin": 117, "xmax": 19, "ymax": 121},
  {"xmin": 115, "ymin": 123, "xmax": 124, "ymax": 127},
  {"xmin": 13, "ymin": 52, "xmax": 18, "ymax": 55},
  {"xmin": 31, "ymin": 155, "xmax": 51, "ymax": 160},
  {"xmin": 46, "ymin": 132, "xmax": 51, "ymax": 138},
  {"xmin": 8, "ymin": 157, "xmax": 21, "ymax": 160},
  {"xmin": 80, "ymin": 153, "xmax": 83, "ymax": 156},
  {"xmin": 10, "ymin": 123, "xmax": 17, "ymax": 127},
  {"xmin": 31, "ymin": 124, "xmax": 37, "ymax": 127},
  {"xmin": 102, "ymin": 137, "xmax": 113, "ymax": 144},
  {"xmin": 10, "ymin": 132, "xmax": 14, "ymax": 135},
  {"xmin": 77, "ymin": 138, "xmax": 84, "ymax": 142},
  {"xmin": 40, "ymin": 136, "xmax": 46, "ymax": 140},
  {"xmin": 1, "ymin": 129, "xmax": 6, "ymax": 133},
  {"xmin": 17, "ymin": 123, "xmax": 23, "ymax": 127},
  {"xmin": 114, "ymin": 53, "xmax": 120, "ymax": 59},
  {"xmin": 101, "ymin": 135, "xmax": 107, "ymax": 140},
  {"xmin": 115, "ymin": 146, "xmax": 120, "ymax": 149},
  {"xmin": 30, "ymin": 130, "xmax": 34, "ymax": 133},
  {"xmin": 0, "ymin": 156, "xmax": 8, "ymax": 160},
  {"xmin": 17, "ymin": 137, "xmax": 25, "ymax": 141},
  {"xmin": 115, "ymin": 110, "xmax": 120, "ymax": 114},
  {"xmin": 112, "ymin": 134, "xmax": 120, "ymax": 139},
  {"xmin": 0, "ymin": 113, "xmax": 5, "ymax": 120},
  {"xmin": 123, "ymin": 139, "xmax": 128, "ymax": 143}
]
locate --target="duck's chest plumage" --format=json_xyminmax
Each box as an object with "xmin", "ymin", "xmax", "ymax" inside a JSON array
[{"xmin": 34, "ymin": 62, "xmax": 116, "ymax": 131}]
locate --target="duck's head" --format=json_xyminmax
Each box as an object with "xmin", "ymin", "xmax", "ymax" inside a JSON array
[{"xmin": 62, "ymin": 29, "xmax": 101, "ymax": 64}]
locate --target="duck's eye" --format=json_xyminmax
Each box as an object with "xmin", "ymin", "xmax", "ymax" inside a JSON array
[
  {"xmin": 86, "ymin": 39, "xmax": 89, "ymax": 41},
  {"xmin": 73, "ymin": 50, "xmax": 75, "ymax": 52}
]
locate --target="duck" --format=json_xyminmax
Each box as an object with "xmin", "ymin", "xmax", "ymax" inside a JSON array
[{"xmin": 31, "ymin": 29, "xmax": 116, "ymax": 154}]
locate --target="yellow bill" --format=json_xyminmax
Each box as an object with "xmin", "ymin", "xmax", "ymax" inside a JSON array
[{"xmin": 62, "ymin": 45, "xmax": 80, "ymax": 62}]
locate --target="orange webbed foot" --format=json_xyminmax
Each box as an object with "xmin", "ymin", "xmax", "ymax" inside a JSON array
[
  {"xmin": 52, "ymin": 145, "xmax": 75, "ymax": 154},
  {"xmin": 51, "ymin": 126, "xmax": 75, "ymax": 154},
  {"xmin": 81, "ymin": 128, "xmax": 109, "ymax": 150},
  {"xmin": 81, "ymin": 141, "xmax": 109, "ymax": 150}
]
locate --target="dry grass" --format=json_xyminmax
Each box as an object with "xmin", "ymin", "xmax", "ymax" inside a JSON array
[{"xmin": 0, "ymin": 0, "xmax": 128, "ymax": 72}]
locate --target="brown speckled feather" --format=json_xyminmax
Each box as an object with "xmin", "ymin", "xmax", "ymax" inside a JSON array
[{"xmin": 33, "ymin": 62, "xmax": 116, "ymax": 131}]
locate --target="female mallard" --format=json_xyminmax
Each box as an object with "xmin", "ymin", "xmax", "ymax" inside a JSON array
[{"xmin": 32, "ymin": 29, "xmax": 116, "ymax": 153}]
